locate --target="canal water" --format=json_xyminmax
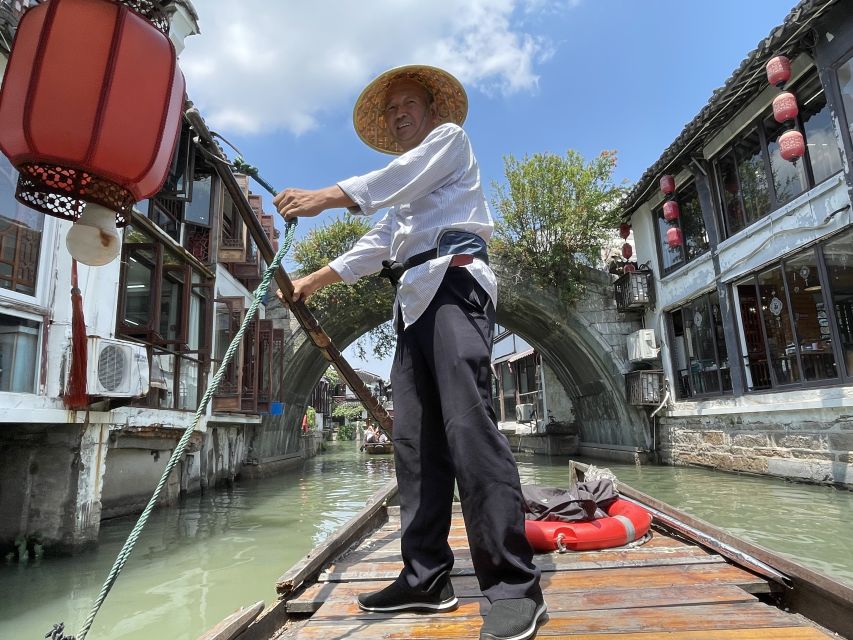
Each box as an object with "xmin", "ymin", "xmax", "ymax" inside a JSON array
[{"xmin": 1, "ymin": 442, "xmax": 851, "ymax": 640}]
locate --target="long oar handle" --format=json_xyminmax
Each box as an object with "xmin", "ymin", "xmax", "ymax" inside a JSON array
[{"xmin": 185, "ymin": 108, "xmax": 392, "ymax": 433}]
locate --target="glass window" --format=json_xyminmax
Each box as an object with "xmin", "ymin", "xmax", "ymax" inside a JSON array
[
  {"xmin": 824, "ymin": 229, "xmax": 853, "ymax": 378},
  {"xmin": 757, "ymin": 267, "xmax": 800, "ymax": 385},
  {"xmin": 159, "ymin": 267, "xmax": 185, "ymax": 343},
  {"xmin": 184, "ymin": 171, "xmax": 213, "ymax": 227},
  {"xmin": 784, "ymin": 252, "xmax": 837, "ymax": 381},
  {"xmin": 798, "ymin": 76, "xmax": 843, "ymax": 184},
  {"xmin": 736, "ymin": 281, "xmax": 772, "ymax": 391},
  {"xmin": 0, "ymin": 313, "xmax": 39, "ymax": 392},
  {"xmin": 669, "ymin": 292, "xmax": 731, "ymax": 398},
  {"xmin": 715, "ymin": 151, "xmax": 745, "ymax": 235},
  {"xmin": 0, "ymin": 157, "xmax": 43, "ymax": 296},
  {"xmin": 734, "ymin": 127, "xmax": 771, "ymax": 225},
  {"xmin": 655, "ymin": 180, "xmax": 708, "ymax": 274},
  {"xmin": 836, "ymin": 55, "xmax": 853, "ymax": 146},
  {"xmin": 500, "ymin": 361, "xmax": 516, "ymax": 421},
  {"xmin": 122, "ymin": 247, "xmax": 156, "ymax": 332},
  {"xmin": 763, "ymin": 111, "xmax": 806, "ymax": 207}
]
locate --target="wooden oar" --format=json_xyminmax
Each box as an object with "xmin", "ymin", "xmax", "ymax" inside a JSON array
[{"xmin": 185, "ymin": 107, "xmax": 392, "ymax": 433}]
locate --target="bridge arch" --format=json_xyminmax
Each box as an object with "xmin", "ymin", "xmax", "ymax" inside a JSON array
[{"xmin": 271, "ymin": 262, "xmax": 650, "ymax": 454}]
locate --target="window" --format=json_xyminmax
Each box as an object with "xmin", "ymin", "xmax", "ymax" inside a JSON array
[
  {"xmin": 734, "ymin": 239, "xmax": 848, "ymax": 391},
  {"xmin": 118, "ymin": 224, "xmax": 212, "ymax": 410},
  {"xmin": 713, "ymin": 69, "xmax": 842, "ymax": 239},
  {"xmin": 835, "ymin": 53, "xmax": 853, "ymax": 151},
  {"xmin": 823, "ymin": 228, "xmax": 853, "ymax": 380},
  {"xmin": 0, "ymin": 156, "xmax": 44, "ymax": 297},
  {"xmin": 669, "ymin": 292, "xmax": 732, "ymax": 398},
  {"xmin": 654, "ymin": 180, "xmax": 709, "ymax": 274},
  {"xmin": 0, "ymin": 313, "xmax": 39, "ymax": 393}
]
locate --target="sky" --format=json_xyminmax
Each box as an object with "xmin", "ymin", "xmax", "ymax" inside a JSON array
[{"xmin": 179, "ymin": 0, "xmax": 798, "ymax": 378}]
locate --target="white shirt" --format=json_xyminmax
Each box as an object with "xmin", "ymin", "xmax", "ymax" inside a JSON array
[{"xmin": 329, "ymin": 123, "xmax": 497, "ymax": 329}]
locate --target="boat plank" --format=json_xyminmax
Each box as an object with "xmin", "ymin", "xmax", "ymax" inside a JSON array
[
  {"xmin": 340, "ymin": 543, "xmax": 712, "ymax": 570},
  {"xmin": 319, "ymin": 554, "xmax": 727, "ymax": 582},
  {"xmin": 288, "ymin": 563, "xmax": 769, "ymax": 615},
  {"xmin": 291, "ymin": 602, "xmax": 819, "ymax": 639},
  {"xmin": 299, "ymin": 584, "xmax": 756, "ymax": 618}
]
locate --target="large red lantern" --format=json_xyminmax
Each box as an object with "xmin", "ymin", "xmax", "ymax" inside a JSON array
[
  {"xmin": 663, "ymin": 200, "xmax": 680, "ymax": 222},
  {"xmin": 623, "ymin": 262, "xmax": 637, "ymax": 273},
  {"xmin": 659, "ymin": 175, "xmax": 675, "ymax": 195},
  {"xmin": 772, "ymin": 92, "xmax": 799, "ymax": 123},
  {"xmin": 619, "ymin": 222, "xmax": 631, "ymax": 240},
  {"xmin": 621, "ymin": 242, "xmax": 633, "ymax": 259},
  {"xmin": 666, "ymin": 227, "xmax": 683, "ymax": 248},
  {"xmin": 766, "ymin": 55, "xmax": 792, "ymax": 88},
  {"xmin": 779, "ymin": 129, "xmax": 805, "ymax": 162},
  {"xmin": 0, "ymin": 0, "xmax": 185, "ymax": 264}
]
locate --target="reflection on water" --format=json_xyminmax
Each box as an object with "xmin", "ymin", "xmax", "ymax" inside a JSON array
[
  {"xmin": 0, "ymin": 443, "xmax": 394, "ymax": 640},
  {"xmin": 515, "ymin": 454, "xmax": 853, "ymax": 588},
  {"xmin": 1, "ymin": 443, "xmax": 851, "ymax": 640}
]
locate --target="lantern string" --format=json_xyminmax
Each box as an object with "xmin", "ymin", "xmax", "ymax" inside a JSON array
[{"xmin": 57, "ymin": 214, "xmax": 297, "ymax": 640}]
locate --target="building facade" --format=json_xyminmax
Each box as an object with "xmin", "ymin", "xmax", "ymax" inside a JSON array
[
  {"xmin": 0, "ymin": 1, "xmax": 308, "ymax": 556},
  {"xmin": 622, "ymin": 0, "xmax": 853, "ymax": 487}
]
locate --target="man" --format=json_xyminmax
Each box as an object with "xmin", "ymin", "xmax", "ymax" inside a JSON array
[{"xmin": 275, "ymin": 65, "xmax": 545, "ymax": 640}]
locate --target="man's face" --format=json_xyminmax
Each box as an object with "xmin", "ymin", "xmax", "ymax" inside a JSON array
[{"xmin": 383, "ymin": 79, "xmax": 437, "ymax": 152}]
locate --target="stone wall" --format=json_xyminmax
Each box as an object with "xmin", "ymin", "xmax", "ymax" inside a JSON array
[{"xmin": 659, "ymin": 407, "xmax": 853, "ymax": 488}]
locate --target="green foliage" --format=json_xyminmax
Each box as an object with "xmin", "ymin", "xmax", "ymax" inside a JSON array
[
  {"xmin": 491, "ymin": 149, "xmax": 626, "ymax": 303},
  {"xmin": 332, "ymin": 400, "xmax": 364, "ymax": 421},
  {"xmin": 323, "ymin": 365, "xmax": 341, "ymax": 387},
  {"xmin": 337, "ymin": 422, "xmax": 356, "ymax": 440},
  {"xmin": 306, "ymin": 406, "xmax": 317, "ymax": 428},
  {"xmin": 292, "ymin": 214, "xmax": 395, "ymax": 359}
]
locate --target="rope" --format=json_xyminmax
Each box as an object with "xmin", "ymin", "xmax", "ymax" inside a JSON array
[{"xmin": 61, "ymin": 217, "xmax": 297, "ymax": 640}]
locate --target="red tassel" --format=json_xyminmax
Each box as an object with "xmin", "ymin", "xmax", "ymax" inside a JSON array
[{"xmin": 65, "ymin": 259, "xmax": 88, "ymax": 409}]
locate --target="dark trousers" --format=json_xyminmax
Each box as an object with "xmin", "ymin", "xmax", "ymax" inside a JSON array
[{"xmin": 390, "ymin": 268, "xmax": 541, "ymax": 602}]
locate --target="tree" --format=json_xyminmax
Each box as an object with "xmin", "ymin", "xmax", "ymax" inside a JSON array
[
  {"xmin": 291, "ymin": 214, "xmax": 396, "ymax": 358},
  {"xmin": 491, "ymin": 150, "xmax": 626, "ymax": 303}
]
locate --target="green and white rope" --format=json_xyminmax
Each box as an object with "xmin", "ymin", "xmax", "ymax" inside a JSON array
[{"xmin": 71, "ymin": 219, "xmax": 297, "ymax": 640}]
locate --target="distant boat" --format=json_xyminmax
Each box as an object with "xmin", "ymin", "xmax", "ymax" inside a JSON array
[{"xmin": 363, "ymin": 441, "xmax": 392, "ymax": 454}]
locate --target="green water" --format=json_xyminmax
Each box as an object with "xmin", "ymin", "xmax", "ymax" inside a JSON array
[{"xmin": 1, "ymin": 442, "xmax": 851, "ymax": 640}]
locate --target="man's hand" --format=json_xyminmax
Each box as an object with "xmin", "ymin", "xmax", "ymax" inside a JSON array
[
  {"xmin": 273, "ymin": 185, "xmax": 355, "ymax": 221},
  {"xmin": 275, "ymin": 266, "xmax": 343, "ymax": 305}
]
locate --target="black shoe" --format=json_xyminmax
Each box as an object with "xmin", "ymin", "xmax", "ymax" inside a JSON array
[
  {"xmin": 357, "ymin": 573, "xmax": 458, "ymax": 613},
  {"xmin": 479, "ymin": 597, "xmax": 547, "ymax": 640}
]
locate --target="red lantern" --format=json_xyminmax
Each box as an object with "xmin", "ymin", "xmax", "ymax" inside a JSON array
[
  {"xmin": 666, "ymin": 227, "xmax": 683, "ymax": 248},
  {"xmin": 779, "ymin": 129, "xmax": 805, "ymax": 162},
  {"xmin": 619, "ymin": 223, "xmax": 631, "ymax": 239},
  {"xmin": 663, "ymin": 200, "xmax": 680, "ymax": 222},
  {"xmin": 0, "ymin": 0, "xmax": 185, "ymax": 227},
  {"xmin": 772, "ymin": 92, "xmax": 799, "ymax": 123},
  {"xmin": 659, "ymin": 175, "xmax": 676, "ymax": 195},
  {"xmin": 623, "ymin": 262, "xmax": 637, "ymax": 273},
  {"xmin": 621, "ymin": 243, "xmax": 633, "ymax": 259},
  {"xmin": 766, "ymin": 55, "xmax": 792, "ymax": 88}
]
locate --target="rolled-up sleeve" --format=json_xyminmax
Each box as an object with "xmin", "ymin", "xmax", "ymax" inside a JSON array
[
  {"xmin": 328, "ymin": 211, "xmax": 392, "ymax": 284},
  {"xmin": 337, "ymin": 123, "xmax": 466, "ymax": 216}
]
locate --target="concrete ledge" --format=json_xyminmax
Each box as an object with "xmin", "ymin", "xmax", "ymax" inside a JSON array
[
  {"xmin": 579, "ymin": 442, "xmax": 652, "ymax": 465},
  {"xmin": 507, "ymin": 433, "xmax": 579, "ymax": 456}
]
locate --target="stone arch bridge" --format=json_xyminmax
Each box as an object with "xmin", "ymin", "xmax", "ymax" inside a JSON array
[{"xmin": 255, "ymin": 263, "xmax": 652, "ymax": 459}]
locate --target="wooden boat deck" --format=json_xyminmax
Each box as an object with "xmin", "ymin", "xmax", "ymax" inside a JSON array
[{"xmin": 278, "ymin": 504, "xmax": 834, "ymax": 640}]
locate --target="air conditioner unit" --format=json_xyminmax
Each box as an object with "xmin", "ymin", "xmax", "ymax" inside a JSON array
[
  {"xmin": 68, "ymin": 337, "xmax": 150, "ymax": 398},
  {"xmin": 627, "ymin": 329, "xmax": 660, "ymax": 363},
  {"xmin": 515, "ymin": 403, "xmax": 535, "ymax": 422}
]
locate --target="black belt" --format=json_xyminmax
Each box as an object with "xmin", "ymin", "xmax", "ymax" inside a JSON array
[{"xmin": 379, "ymin": 248, "xmax": 488, "ymax": 288}]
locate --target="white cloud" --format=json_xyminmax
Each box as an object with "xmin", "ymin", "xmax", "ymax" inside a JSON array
[{"xmin": 179, "ymin": 0, "xmax": 567, "ymax": 135}]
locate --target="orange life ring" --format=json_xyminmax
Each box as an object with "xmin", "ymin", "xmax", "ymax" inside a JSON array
[{"xmin": 524, "ymin": 497, "xmax": 652, "ymax": 552}]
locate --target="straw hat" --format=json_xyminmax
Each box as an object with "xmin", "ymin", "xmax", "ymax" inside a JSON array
[{"xmin": 353, "ymin": 65, "xmax": 468, "ymax": 155}]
